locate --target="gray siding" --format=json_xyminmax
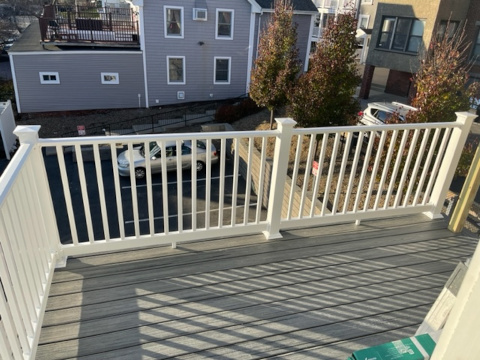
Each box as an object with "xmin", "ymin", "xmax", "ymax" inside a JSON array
[
  {"xmin": 253, "ymin": 13, "xmax": 313, "ymax": 71},
  {"xmin": 143, "ymin": 1, "xmax": 252, "ymax": 106},
  {"xmin": 293, "ymin": 14, "xmax": 313, "ymax": 69},
  {"xmin": 12, "ymin": 52, "xmax": 145, "ymax": 113}
]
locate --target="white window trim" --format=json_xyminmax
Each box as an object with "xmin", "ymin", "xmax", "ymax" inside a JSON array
[
  {"xmin": 39, "ymin": 72, "xmax": 60, "ymax": 84},
  {"xmin": 167, "ymin": 56, "xmax": 186, "ymax": 85},
  {"xmin": 216, "ymin": 9, "xmax": 234, "ymax": 40},
  {"xmin": 101, "ymin": 72, "xmax": 119, "ymax": 84},
  {"xmin": 358, "ymin": 14, "xmax": 370, "ymax": 29},
  {"xmin": 214, "ymin": 57, "xmax": 231, "ymax": 85},
  {"xmin": 164, "ymin": 6, "xmax": 184, "ymax": 39},
  {"xmin": 361, "ymin": 0, "xmax": 373, "ymax": 4}
]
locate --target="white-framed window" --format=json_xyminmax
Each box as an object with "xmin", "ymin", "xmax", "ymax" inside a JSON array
[
  {"xmin": 101, "ymin": 72, "xmax": 119, "ymax": 84},
  {"xmin": 214, "ymin": 57, "xmax": 231, "ymax": 84},
  {"xmin": 377, "ymin": 17, "xmax": 425, "ymax": 54},
  {"xmin": 216, "ymin": 9, "xmax": 234, "ymax": 40},
  {"xmin": 167, "ymin": 56, "xmax": 185, "ymax": 84},
  {"xmin": 358, "ymin": 15, "xmax": 369, "ymax": 29},
  {"xmin": 361, "ymin": 0, "xmax": 373, "ymax": 4},
  {"xmin": 39, "ymin": 72, "xmax": 60, "ymax": 84},
  {"xmin": 164, "ymin": 6, "xmax": 183, "ymax": 38}
]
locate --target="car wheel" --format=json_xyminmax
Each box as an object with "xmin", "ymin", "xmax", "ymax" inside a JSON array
[
  {"xmin": 196, "ymin": 161, "xmax": 205, "ymax": 172},
  {"xmin": 135, "ymin": 168, "xmax": 146, "ymax": 179}
]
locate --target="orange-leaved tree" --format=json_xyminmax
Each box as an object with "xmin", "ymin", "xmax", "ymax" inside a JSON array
[
  {"xmin": 290, "ymin": 8, "xmax": 361, "ymax": 128},
  {"xmin": 249, "ymin": 0, "xmax": 301, "ymax": 129}
]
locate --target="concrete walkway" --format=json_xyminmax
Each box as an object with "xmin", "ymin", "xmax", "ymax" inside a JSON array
[{"xmin": 356, "ymin": 65, "xmax": 409, "ymax": 109}]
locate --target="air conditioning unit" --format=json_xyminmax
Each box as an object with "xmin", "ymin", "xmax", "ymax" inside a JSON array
[{"xmin": 193, "ymin": 8, "xmax": 207, "ymax": 21}]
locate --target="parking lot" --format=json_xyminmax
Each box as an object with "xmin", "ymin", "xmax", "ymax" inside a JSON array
[{"xmin": 43, "ymin": 147, "xmax": 261, "ymax": 243}]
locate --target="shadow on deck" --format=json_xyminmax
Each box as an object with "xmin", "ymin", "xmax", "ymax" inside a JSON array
[{"xmin": 37, "ymin": 215, "xmax": 478, "ymax": 359}]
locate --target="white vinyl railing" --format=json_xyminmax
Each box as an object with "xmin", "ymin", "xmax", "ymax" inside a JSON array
[
  {"xmin": 0, "ymin": 126, "xmax": 59, "ymax": 360},
  {"xmin": 0, "ymin": 112, "xmax": 475, "ymax": 359},
  {"xmin": 274, "ymin": 115, "xmax": 472, "ymax": 230}
]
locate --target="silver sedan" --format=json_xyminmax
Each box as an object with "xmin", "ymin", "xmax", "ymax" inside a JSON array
[{"xmin": 117, "ymin": 140, "xmax": 219, "ymax": 179}]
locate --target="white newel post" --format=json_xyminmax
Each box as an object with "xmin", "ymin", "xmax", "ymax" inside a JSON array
[
  {"xmin": 263, "ymin": 118, "xmax": 296, "ymax": 239},
  {"xmin": 13, "ymin": 126, "xmax": 64, "ymax": 267},
  {"xmin": 424, "ymin": 112, "xmax": 476, "ymax": 218}
]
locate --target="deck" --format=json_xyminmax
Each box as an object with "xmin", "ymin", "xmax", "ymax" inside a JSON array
[{"xmin": 37, "ymin": 215, "xmax": 478, "ymax": 359}]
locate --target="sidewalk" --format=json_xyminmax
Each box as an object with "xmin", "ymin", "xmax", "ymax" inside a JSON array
[
  {"xmin": 355, "ymin": 65, "xmax": 409, "ymax": 109},
  {"xmin": 356, "ymin": 87, "xmax": 408, "ymax": 111}
]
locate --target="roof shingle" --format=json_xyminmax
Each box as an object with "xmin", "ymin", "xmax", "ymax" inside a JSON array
[{"xmin": 254, "ymin": 0, "xmax": 318, "ymax": 12}]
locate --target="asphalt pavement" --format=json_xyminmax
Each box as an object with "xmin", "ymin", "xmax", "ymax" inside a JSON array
[{"xmin": 0, "ymin": 56, "xmax": 12, "ymax": 80}]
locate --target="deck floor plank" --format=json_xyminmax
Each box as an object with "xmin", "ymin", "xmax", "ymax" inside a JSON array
[
  {"xmin": 39, "ymin": 272, "xmax": 449, "ymax": 344},
  {"xmin": 37, "ymin": 216, "xmax": 478, "ymax": 359},
  {"xmin": 177, "ymin": 326, "xmax": 419, "ymax": 359},
  {"xmin": 41, "ymin": 242, "xmax": 472, "ymax": 327},
  {"xmin": 48, "ymin": 228, "xmax": 467, "ymax": 295}
]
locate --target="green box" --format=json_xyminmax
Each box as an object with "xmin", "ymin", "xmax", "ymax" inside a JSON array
[{"xmin": 350, "ymin": 334, "xmax": 437, "ymax": 360}]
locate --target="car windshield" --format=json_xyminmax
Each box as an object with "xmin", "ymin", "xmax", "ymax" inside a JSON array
[
  {"xmin": 373, "ymin": 109, "xmax": 406, "ymax": 123},
  {"xmin": 139, "ymin": 142, "xmax": 161, "ymax": 158}
]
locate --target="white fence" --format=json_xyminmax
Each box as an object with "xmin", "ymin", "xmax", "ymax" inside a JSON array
[{"xmin": 0, "ymin": 113, "xmax": 476, "ymax": 359}]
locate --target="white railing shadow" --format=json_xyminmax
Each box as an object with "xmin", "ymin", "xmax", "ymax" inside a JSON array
[{"xmin": 0, "ymin": 112, "xmax": 476, "ymax": 359}]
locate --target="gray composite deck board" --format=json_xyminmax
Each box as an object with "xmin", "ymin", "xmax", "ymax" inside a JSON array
[
  {"xmin": 261, "ymin": 326, "xmax": 419, "ymax": 360},
  {"xmin": 37, "ymin": 215, "xmax": 478, "ymax": 359}
]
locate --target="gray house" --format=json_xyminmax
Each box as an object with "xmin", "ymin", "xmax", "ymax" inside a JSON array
[{"xmin": 9, "ymin": 0, "xmax": 317, "ymax": 113}]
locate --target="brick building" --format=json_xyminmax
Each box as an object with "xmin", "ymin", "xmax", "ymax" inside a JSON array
[{"xmin": 358, "ymin": 0, "xmax": 480, "ymax": 101}]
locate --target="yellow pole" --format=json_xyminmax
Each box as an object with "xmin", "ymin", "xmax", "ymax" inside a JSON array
[{"xmin": 448, "ymin": 143, "xmax": 480, "ymax": 232}]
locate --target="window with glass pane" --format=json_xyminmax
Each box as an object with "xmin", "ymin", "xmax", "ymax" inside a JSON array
[
  {"xmin": 39, "ymin": 72, "xmax": 60, "ymax": 84},
  {"xmin": 166, "ymin": 8, "xmax": 182, "ymax": 36},
  {"xmin": 359, "ymin": 16, "xmax": 368, "ymax": 29},
  {"xmin": 407, "ymin": 20, "xmax": 424, "ymax": 53},
  {"xmin": 392, "ymin": 18, "xmax": 410, "ymax": 50},
  {"xmin": 377, "ymin": 17, "xmax": 424, "ymax": 54},
  {"xmin": 217, "ymin": 11, "xmax": 233, "ymax": 38},
  {"xmin": 378, "ymin": 18, "xmax": 395, "ymax": 48},
  {"xmin": 437, "ymin": 20, "xmax": 459, "ymax": 40},
  {"xmin": 215, "ymin": 58, "xmax": 230, "ymax": 83},
  {"xmin": 473, "ymin": 30, "xmax": 480, "ymax": 58},
  {"xmin": 168, "ymin": 57, "xmax": 184, "ymax": 83}
]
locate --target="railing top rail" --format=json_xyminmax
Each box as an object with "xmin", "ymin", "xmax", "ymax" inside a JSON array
[
  {"xmin": 0, "ymin": 144, "xmax": 32, "ymax": 205},
  {"xmin": 36, "ymin": 118, "xmax": 471, "ymax": 147},
  {"xmin": 293, "ymin": 121, "xmax": 464, "ymax": 135},
  {"xmin": 37, "ymin": 129, "xmax": 279, "ymax": 147}
]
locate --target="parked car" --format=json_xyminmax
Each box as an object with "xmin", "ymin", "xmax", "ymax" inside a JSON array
[
  {"xmin": 1, "ymin": 38, "xmax": 16, "ymax": 54},
  {"xmin": 357, "ymin": 101, "xmax": 417, "ymax": 126},
  {"xmin": 117, "ymin": 139, "xmax": 218, "ymax": 179}
]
